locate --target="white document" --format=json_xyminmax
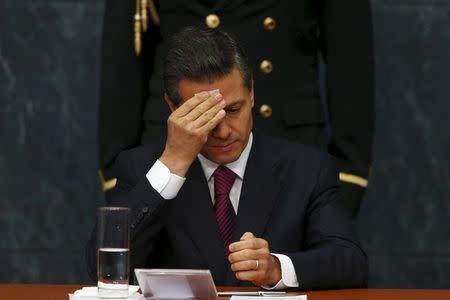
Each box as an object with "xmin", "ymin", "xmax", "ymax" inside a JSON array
[
  {"xmin": 230, "ymin": 295, "xmax": 307, "ymax": 300},
  {"xmin": 68, "ymin": 285, "xmax": 143, "ymax": 300}
]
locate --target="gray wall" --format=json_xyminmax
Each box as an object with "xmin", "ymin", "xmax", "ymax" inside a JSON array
[
  {"xmin": 0, "ymin": 0, "xmax": 103, "ymax": 283},
  {"xmin": 359, "ymin": 0, "xmax": 450, "ymax": 288},
  {"xmin": 1, "ymin": 0, "xmax": 449, "ymax": 287}
]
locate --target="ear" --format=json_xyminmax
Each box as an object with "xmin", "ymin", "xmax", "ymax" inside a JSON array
[
  {"xmin": 164, "ymin": 93, "xmax": 178, "ymax": 112},
  {"xmin": 250, "ymin": 80, "xmax": 255, "ymax": 108}
]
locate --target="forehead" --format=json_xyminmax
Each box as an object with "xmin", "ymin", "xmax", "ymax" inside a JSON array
[{"xmin": 178, "ymin": 68, "xmax": 246, "ymax": 102}]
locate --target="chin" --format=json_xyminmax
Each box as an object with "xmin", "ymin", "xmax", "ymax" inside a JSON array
[{"xmin": 204, "ymin": 150, "xmax": 240, "ymax": 165}]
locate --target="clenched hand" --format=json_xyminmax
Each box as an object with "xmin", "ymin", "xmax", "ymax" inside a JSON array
[{"xmin": 228, "ymin": 232, "xmax": 282, "ymax": 286}]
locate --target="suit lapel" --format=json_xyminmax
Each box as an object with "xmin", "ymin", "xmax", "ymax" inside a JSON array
[
  {"xmin": 234, "ymin": 133, "xmax": 280, "ymax": 241},
  {"xmin": 225, "ymin": 133, "xmax": 281, "ymax": 284},
  {"xmin": 177, "ymin": 159, "xmax": 228, "ymax": 283}
]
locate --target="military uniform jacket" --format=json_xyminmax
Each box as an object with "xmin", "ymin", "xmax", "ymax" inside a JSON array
[{"xmin": 98, "ymin": 0, "xmax": 375, "ymax": 217}]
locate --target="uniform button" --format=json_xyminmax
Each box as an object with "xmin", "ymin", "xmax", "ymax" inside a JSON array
[
  {"xmin": 259, "ymin": 104, "xmax": 272, "ymax": 118},
  {"xmin": 260, "ymin": 60, "xmax": 273, "ymax": 74},
  {"xmin": 206, "ymin": 14, "xmax": 220, "ymax": 29},
  {"xmin": 263, "ymin": 17, "xmax": 276, "ymax": 31}
]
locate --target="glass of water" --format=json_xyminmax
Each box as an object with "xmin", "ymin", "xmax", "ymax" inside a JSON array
[{"xmin": 97, "ymin": 207, "xmax": 130, "ymax": 298}]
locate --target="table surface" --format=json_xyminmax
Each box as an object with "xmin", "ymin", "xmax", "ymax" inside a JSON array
[{"xmin": 1, "ymin": 284, "xmax": 450, "ymax": 300}]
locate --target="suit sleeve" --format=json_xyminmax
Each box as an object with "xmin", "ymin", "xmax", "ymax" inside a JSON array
[
  {"xmin": 86, "ymin": 150, "xmax": 168, "ymax": 281},
  {"xmin": 288, "ymin": 154, "xmax": 368, "ymax": 289},
  {"xmin": 318, "ymin": 0, "xmax": 375, "ymax": 217},
  {"xmin": 98, "ymin": 0, "xmax": 159, "ymax": 171}
]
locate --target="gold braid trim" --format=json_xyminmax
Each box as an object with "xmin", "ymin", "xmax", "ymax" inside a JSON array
[
  {"xmin": 141, "ymin": 0, "xmax": 148, "ymax": 32},
  {"xmin": 134, "ymin": 0, "xmax": 142, "ymax": 55},
  {"xmin": 147, "ymin": 0, "xmax": 160, "ymax": 26},
  {"xmin": 134, "ymin": 0, "xmax": 160, "ymax": 56},
  {"xmin": 98, "ymin": 170, "xmax": 117, "ymax": 192},
  {"xmin": 339, "ymin": 172, "xmax": 369, "ymax": 188}
]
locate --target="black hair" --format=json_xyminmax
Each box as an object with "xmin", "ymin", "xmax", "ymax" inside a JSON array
[{"xmin": 163, "ymin": 26, "xmax": 253, "ymax": 104}]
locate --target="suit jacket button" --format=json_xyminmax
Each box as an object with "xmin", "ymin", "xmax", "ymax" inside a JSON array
[
  {"xmin": 206, "ymin": 14, "xmax": 220, "ymax": 29},
  {"xmin": 259, "ymin": 104, "xmax": 272, "ymax": 118},
  {"xmin": 260, "ymin": 60, "xmax": 273, "ymax": 74},
  {"xmin": 263, "ymin": 17, "xmax": 276, "ymax": 31},
  {"xmin": 142, "ymin": 207, "xmax": 149, "ymax": 213}
]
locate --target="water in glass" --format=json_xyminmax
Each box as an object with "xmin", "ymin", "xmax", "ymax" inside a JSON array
[{"xmin": 97, "ymin": 247, "xmax": 129, "ymax": 298}]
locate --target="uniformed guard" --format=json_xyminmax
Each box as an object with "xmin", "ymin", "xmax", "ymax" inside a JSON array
[{"xmin": 98, "ymin": 0, "xmax": 374, "ymax": 218}]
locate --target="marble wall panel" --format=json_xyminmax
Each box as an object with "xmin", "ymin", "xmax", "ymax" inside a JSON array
[
  {"xmin": 0, "ymin": 0, "xmax": 104, "ymax": 282},
  {"xmin": 358, "ymin": 0, "xmax": 450, "ymax": 287}
]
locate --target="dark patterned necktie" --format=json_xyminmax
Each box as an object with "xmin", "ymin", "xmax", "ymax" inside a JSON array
[{"xmin": 213, "ymin": 166, "xmax": 237, "ymax": 255}]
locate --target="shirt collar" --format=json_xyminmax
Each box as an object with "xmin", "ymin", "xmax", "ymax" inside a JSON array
[{"xmin": 198, "ymin": 132, "xmax": 253, "ymax": 181}]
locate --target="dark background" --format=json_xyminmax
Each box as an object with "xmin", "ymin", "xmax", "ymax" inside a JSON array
[{"xmin": 1, "ymin": 0, "xmax": 449, "ymax": 287}]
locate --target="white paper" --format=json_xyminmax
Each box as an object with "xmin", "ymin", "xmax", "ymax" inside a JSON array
[
  {"xmin": 68, "ymin": 285, "xmax": 142, "ymax": 300},
  {"xmin": 230, "ymin": 295, "xmax": 307, "ymax": 300}
]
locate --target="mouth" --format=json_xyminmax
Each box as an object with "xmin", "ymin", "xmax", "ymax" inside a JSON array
[{"xmin": 208, "ymin": 141, "xmax": 236, "ymax": 152}]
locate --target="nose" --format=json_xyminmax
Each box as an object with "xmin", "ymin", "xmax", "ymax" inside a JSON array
[{"xmin": 211, "ymin": 119, "xmax": 231, "ymax": 140}]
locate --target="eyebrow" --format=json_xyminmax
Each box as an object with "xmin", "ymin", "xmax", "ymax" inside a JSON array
[{"xmin": 224, "ymin": 98, "xmax": 245, "ymax": 108}]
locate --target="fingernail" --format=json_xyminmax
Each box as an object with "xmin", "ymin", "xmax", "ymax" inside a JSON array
[
  {"xmin": 209, "ymin": 89, "xmax": 220, "ymax": 95},
  {"xmin": 219, "ymin": 99, "xmax": 225, "ymax": 107},
  {"xmin": 214, "ymin": 93, "xmax": 222, "ymax": 101},
  {"xmin": 196, "ymin": 91, "xmax": 209, "ymax": 98}
]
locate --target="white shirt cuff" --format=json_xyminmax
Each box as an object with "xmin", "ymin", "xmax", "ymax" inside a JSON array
[
  {"xmin": 146, "ymin": 159, "xmax": 186, "ymax": 199},
  {"xmin": 262, "ymin": 254, "xmax": 299, "ymax": 290}
]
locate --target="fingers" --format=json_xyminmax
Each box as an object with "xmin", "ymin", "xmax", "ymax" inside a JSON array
[
  {"xmin": 228, "ymin": 233, "xmax": 279, "ymax": 286},
  {"xmin": 230, "ymin": 258, "xmax": 261, "ymax": 272},
  {"xmin": 192, "ymin": 98, "xmax": 226, "ymax": 128},
  {"xmin": 240, "ymin": 232, "xmax": 255, "ymax": 241},
  {"xmin": 185, "ymin": 92, "xmax": 223, "ymax": 122},
  {"xmin": 229, "ymin": 232, "xmax": 268, "ymax": 264},
  {"xmin": 201, "ymin": 109, "xmax": 226, "ymax": 132},
  {"xmin": 234, "ymin": 270, "xmax": 261, "ymax": 283},
  {"xmin": 173, "ymin": 91, "xmax": 210, "ymax": 117},
  {"xmin": 231, "ymin": 254, "xmax": 274, "ymax": 286},
  {"xmin": 161, "ymin": 89, "xmax": 225, "ymax": 176},
  {"xmin": 228, "ymin": 247, "xmax": 270, "ymax": 264},
  {"xmin": 171, "ymin": 89, "xmax": 225, "ymax": 134},
  {"xmin": 229, "ymin": 236, "xmax": 268, "ymax": 254},
  {"xmin": 176, "ymin": 90, "xmax": 222, "ymax": 120},
  {"xmin": 227, "ymin": 233, "xmax": 281, "ymax": 286}
]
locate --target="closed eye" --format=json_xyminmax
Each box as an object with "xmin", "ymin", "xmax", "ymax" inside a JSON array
[{"xmin": 226, "ymin": 105, "xmax": 241, "ymax": 113}]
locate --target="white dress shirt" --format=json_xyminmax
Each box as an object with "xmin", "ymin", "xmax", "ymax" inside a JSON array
[{"xmin": 145, "ymin": 133, "xmax": 299, "ymax": 289}]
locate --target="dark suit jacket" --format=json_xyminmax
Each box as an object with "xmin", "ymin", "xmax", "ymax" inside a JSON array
[
  {"xmin": 98, "ymin": 0, "xmax": 374, "ymax": 217},
  {"xmin": 87, "ymin": 132, "xmax": 367, "ymax": 289}
]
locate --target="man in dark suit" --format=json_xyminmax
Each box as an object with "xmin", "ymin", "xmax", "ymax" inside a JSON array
[
  {"xmin": 98, "ymin": 0, "xmax": 374, "ymax": 218},
  {"xmin": 88, "ymin": 27, "xmax": 367, "ymax": 289}
]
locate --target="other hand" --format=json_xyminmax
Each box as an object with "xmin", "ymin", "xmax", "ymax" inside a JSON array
[{"xmin": 228, "ymin": 232, "xmax": 282, "ymax": 286}]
